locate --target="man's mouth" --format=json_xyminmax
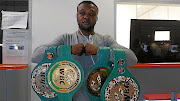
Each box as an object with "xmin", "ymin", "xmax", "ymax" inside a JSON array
[{"xmin": 82, "ymin": 21, "xmax": 90, "ymax": 25}]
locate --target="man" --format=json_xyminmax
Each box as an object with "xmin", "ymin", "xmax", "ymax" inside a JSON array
[{"xmin": 32, "ymin": 1, "xmax": 137, "ymax": 101}]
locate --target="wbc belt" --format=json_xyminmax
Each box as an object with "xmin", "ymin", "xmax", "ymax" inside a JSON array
[
  {"xmin": 85, "ymin": 47, "xmax": 112, "ymax": 101},
  {"xmin": 101, "ymin": 49, "xmax": 140, "ymax": 101},
  {"xmin": 46, "ymin": 45, "xmax": 84, "ymax": 101},
  {"xmin": 31, "ymin": 46, "xmax": 59, "ymax": 101}
]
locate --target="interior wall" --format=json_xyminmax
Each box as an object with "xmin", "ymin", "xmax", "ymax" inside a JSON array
[
  {"xmin": 116, "ymin": 4, "xmax": 136, "ymax": 48},
  {"xmin": 31, "ymin": 0, "xmax": 115, "ymax": 101}
]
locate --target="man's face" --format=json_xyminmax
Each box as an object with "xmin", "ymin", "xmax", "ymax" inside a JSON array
[{"xmin": 77, "ymin": 3, "xmax": 98, "ymax": 31}]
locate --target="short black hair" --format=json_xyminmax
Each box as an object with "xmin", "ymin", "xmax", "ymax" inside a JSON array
[{"xmin": 77, "ymin": 1, "xmax": 98, "ymax": 12}]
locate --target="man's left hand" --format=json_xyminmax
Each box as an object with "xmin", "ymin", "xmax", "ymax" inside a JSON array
[{"xmin": 85, "ymin": 43, "xmax": 98, "ymax": 56}]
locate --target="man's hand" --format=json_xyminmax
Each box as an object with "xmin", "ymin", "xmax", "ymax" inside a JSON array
[
  {"xmin": 71, "ymin": 43, "xmax": 84, "ymax": 56},
  {"xmin": 85, "ymin": 43, "xmax": 98, "ymax": 56}
]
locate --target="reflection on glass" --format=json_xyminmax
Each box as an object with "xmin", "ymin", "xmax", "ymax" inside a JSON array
[{"xmin": 130, "ymin": 19, "xmax": 180, "ymax": 63}]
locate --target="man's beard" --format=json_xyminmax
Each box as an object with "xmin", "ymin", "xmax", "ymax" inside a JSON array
[{"xmin": 78, "ymin": 23, "xmax": 95, "ymax": 32}]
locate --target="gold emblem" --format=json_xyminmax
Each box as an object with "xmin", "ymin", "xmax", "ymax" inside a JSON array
[
  {"xmin": 85, "ymin": 68, "xmax": 111, "ymax": 97},
  {"xmin": 48, "ymin": 61, "xmax": 81, "ymax": 93}
]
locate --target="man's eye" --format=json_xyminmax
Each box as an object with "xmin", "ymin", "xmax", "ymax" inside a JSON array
[
  {"xmin": 80, "ymin": 12, "xmax": 85, "ymax": 15},
  {"xmin": 89, "ymin": 13, "xmax": 95, "ymax": 16}
]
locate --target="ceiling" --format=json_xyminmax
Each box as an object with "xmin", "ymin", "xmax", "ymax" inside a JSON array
[
  {"xmin": 117, "ymin": 0, "xmax": 180, "ymax": 18},
  {"xmin": 136, "ymin": 5, "xmax": 157, "ymax": 18},
  {"xmin": 116, "ymin": 0, "xmax": 180, "ymax": 4}
]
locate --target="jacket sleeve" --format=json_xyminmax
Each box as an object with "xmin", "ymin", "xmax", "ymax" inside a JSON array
[
  {"xmin": 104, "ymin": 35, "xmax": 138, "ymax": 67},
  {"xmin": 31, "ymin": 34, "xmax": 65, "ymax": 63}
]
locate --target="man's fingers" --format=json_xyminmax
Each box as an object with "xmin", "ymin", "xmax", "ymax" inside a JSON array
[
  {"xmin": 71, "ymin": 43, "xmax": 85, "ymax": 56},
  {"xmin": 85, "ymin": 43, "xmax": 98, "ymax": 56},
  {"xmin": 71, "ymin": 43, "xmax": 98, "ymax": 56}
]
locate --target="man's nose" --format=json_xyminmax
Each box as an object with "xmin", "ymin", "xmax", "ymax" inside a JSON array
[{"xmin": 84, "ymin": 14, "xmax": 89, "ymax": 19}]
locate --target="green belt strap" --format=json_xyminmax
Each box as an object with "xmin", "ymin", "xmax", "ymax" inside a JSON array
[
  {"xmin": 31, "ymin": 46, "xmax": 59, "ymax": 101},
  {"xmin": 100, "ymin": 48, "xmax": 140, "ymax": 101},
  {"xmin": 85, "ymin": 46, "xmax": 112, "ymax": 101},
  {"xmin": 46, "ymin": 45, "xmax": 84, "ymax": 101}
]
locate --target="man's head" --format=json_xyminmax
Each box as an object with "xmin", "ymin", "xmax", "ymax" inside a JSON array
[{"xmin": 77, "ymin": 1, "xmax": 98, "ymax": 32}]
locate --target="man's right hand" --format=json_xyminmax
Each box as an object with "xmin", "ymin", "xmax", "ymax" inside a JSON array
[{"xmin": 71, "ymin": 43, "xmax": 84, "ymax": 56}]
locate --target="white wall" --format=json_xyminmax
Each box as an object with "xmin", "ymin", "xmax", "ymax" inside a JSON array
[
  {"xmin": 116, "ymin": 4, "xmax": 136, "ymax": 48},
  {"xmin": 31, "ymin": 0, "xmax": 115, "ymax": 101}
]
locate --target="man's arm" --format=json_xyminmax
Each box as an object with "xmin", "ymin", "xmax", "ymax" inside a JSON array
[
  {"xmin": 31, "ymin": 34, "xmax": 65, "ymax": 63},
  {"xmin": 31, "ymin": 33, "xmax": 87, "ymax": 63},
  {"xmin": 105, "ymin": 35, "xmax": 138, "ymax": 67},
  {"xmin": 82, "ymin": 35, "xmax": 137, "ymax": 67}
]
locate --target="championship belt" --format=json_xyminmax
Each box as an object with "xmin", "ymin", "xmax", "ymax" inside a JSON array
[
  {"xmin": 85, "ymin": 47, "xmax": 112, "ymax": 101},
  {"xmin": 31, "ymin": 46, "xmax": 59, "ymax": 101},
  {"xmin": 100, "ymin": 49, "xmax": 140, "ymax": 101},
  {"xmin": 46, "ymin": 45, "xmax": 84, "ymax": 101}
]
